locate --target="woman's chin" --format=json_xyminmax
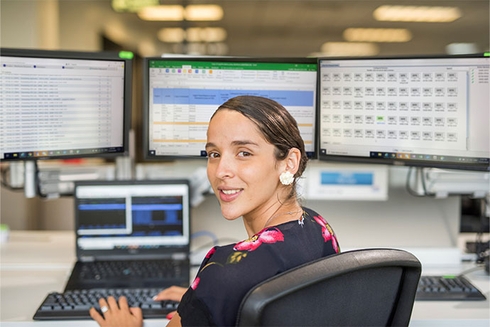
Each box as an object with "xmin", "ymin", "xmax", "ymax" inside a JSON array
[{"xmin": 220, "ymin": 210, "xmax": 242, "ymax": 221}]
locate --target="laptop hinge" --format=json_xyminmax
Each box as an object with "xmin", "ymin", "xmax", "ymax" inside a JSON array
[
  {"xmin": 79, "ymin": 253, "xmax": 188, "ymax": 261},
  {"xmin": 172, "ymin": 252, "xmax": 187, "ymax": 260}
]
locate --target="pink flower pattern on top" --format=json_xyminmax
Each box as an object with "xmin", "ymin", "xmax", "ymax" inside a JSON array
[
  {"xmin": 233, "ymin": 228, "xmax": 285, "ymax": 252},
  {"xmin": 313, "ymin": 215, "xmax": 339, "ymax": 253},
  {"xmin": 191, "ymin": 277, "xmax": 200, "ymax": 290},
  {"xmin": 205, "ymin": 247, "xmax": 216, "ymax": 259}
]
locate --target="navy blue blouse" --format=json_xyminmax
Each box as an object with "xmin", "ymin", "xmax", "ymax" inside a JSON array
[{"xmin": 177, "ymin": 207, "xmax": 340, "ymax": 327}]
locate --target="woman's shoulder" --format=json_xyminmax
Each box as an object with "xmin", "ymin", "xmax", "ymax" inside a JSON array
[
  {"xmin": 302, "ymin": 206, "xmax": 331, "ymax": 226},
  {"xmin": 302, "ymin": 206, "xmax": 323, "ymax": 218}
]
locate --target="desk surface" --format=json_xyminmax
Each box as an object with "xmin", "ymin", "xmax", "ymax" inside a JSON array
[{"xmin": 1, "ymin": 230, "xmax": 489, "ymax": 326}]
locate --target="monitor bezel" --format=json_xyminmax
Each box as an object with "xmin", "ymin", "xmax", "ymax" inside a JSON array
[
  {"xmin": 142, "ymin": 56, "xmax": 319, "ymax": 161},
  {"xmin": 1, "ymin": 47, "xmax": 133, "ymax": 161},
  {"xmin": 316, "ymin": 53, "xmax": 490, "ymax": 172}
]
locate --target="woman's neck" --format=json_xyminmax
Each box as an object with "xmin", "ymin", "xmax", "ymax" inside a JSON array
[{"xmin": 243, "ymin": 201, "xmax": 302, "ymax": 237}]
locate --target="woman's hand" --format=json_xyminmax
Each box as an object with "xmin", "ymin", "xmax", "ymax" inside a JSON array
[
  {"xmin": 153, "ymin": 285, "xmax": 187, "ymax": 302},
  {"xmin": 89, "ymin": 296, "xmax": 143, "ymax": 327},
  {"xmin": 152, "ymin": 286, "xmax": 187, "ymax": 319}
]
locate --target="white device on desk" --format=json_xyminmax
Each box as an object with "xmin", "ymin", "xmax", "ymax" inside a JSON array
[{"xmin": 301, "ymin": 162, "xmax": 388, "ymax": 201}]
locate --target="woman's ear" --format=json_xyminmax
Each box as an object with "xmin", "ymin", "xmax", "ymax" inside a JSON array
[{"xmin": 285, "ymin": 148, "xmax": 301, "ymax": 175}]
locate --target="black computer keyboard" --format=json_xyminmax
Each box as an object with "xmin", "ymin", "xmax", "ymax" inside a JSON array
[
  {"xmin": 33, "ymin": 288, "xmax": 179, "ymax": 320},
  {"xmin": 416, "ymin": 275, "xmax": 486, "ymax": 301}
]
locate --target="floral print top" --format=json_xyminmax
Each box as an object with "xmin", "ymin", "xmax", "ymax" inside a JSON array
[{"xmin": 177, "ymin": 207, "xmax": 339, "ymax": 327}]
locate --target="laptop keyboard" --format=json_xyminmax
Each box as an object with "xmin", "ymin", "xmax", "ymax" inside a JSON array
[
  {"xmin": 33, "ymin": 288, "xmax": 179, "ymax": 320},
  {"xmin": 79, "ymin": 259, "xmax": 185, "ymax": 280}
]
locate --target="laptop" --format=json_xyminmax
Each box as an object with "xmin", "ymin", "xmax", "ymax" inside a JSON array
[{"xmin": 64, "ymin": 179, "xmax": 191, "ymax": 291}]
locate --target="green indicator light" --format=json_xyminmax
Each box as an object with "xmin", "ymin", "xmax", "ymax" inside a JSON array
[
  {"xmin": 442, "ymin": 275, "xmax": 456, "ymax": 279},
  {"xmin": 484, "ymin": 52, "xmax": 490, "ymax": 57},
  {"xmin": 119, "ymin": 51, "xmax": 134, "ymax": 59}
]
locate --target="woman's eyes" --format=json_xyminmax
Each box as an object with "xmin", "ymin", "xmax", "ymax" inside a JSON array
[
  {"xmin": 207, "ymin": 151, "xmax": 219, "ymax": 158},
  {"xmin": 207, "ymin": 151, "xmax": 252, "ymax": 158},
  {"xmin": 238, "ymin": 151, "xmax": 252, "ymax": 157}
]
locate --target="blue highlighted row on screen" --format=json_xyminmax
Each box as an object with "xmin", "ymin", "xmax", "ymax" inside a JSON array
[
  {"xmin": 320, "ymin": 172, "xmax": 374, "ymax": 185},
  {"xmin": 153, "ymin": 89, "xmax": 314, "ymax": 106},
  {"xmin": 78, "ymin": 204, "xmax": 183, "ymax": 211}
]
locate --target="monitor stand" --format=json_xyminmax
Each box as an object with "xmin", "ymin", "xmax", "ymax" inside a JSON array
[{"xmin": 24, "ymin": 160, "xmax": 37, "ymax": 198}]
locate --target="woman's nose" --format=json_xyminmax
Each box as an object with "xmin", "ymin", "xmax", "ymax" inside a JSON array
[{"xmin": 214, "ymin": 154, "xmax": 234, "ymax": 179}]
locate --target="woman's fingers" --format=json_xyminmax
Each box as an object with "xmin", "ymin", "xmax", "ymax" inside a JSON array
[
  {"xmin": 91, "ymin": 296, "xmax": 144, "ymax": 327},
  {"xmin": 117, "ymin": 296, "xmax": 129, "ymax": 311},
  {"xmin": 129, "ymin": 307, "xmax": 143, "ymax": 320},
  {"xmin": 89, "ymin": 306, "xmax": 105, "ymax": 324},
  {"xmin": 153, "ymin": 286, "xmax": 187, "ymax": 301}
]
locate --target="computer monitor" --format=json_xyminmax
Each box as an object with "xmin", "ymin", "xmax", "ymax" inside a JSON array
[
  {"xmin": 318, "ymin": 54, "xmax": 490, "ymax": 172},
  {"xmin": 0, "ymin": 48, "xmax": 133, "ymax": 161},
  {"xmin": 143, "ymin": 57, "xmax": 318, "ymax": 160}
]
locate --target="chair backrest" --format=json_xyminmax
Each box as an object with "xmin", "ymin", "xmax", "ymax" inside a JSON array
[{"xmin": 236, "ymin": 248, "xmax": 422, "ymax": 327}]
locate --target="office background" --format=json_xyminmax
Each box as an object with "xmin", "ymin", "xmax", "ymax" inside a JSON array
[
  {"xmin": 1, "ymin": 1, "xmax": 489, "ymax": 325},
  {"xmin": 0, "ymin": 0, "xmax": 489, "ymax": 248}
]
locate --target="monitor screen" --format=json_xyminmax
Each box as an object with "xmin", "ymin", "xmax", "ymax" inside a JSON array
[
  {"xmin": 74, "ymin": 180, "xmax": 190, "ymax": 254},
  {"xmin": 318, "ymin": 54, "xmax": 490, "ymax": 171},
  {"xmin": 0, "ymin": 48, "xmax": 132, "ymax": 161},
  {"xmin": 143, "ymin": 57, "xmax": 318, "ymax": 159}
]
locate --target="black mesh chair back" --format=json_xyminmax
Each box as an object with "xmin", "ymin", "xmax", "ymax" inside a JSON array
[{"xmin": 236, "ymin": 248, "xmax": 422, "ymax": 327}]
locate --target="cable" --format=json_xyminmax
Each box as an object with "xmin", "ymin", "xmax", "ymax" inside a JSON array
[
  {"xmin": 457, "ymin": 264, "xmax": 486, "ymax": 277},
  {"xmin": 190, "ymin": 230, "xmax": 219, "ymax": 246},
  {"xmin": 34, "ymin": 160, "xmax": 48, "ymax": 198}
]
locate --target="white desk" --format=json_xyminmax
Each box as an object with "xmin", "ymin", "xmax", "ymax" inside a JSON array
[{"xmin": 1, "ymin": 230, "xmax": 489, "ymax": 326}]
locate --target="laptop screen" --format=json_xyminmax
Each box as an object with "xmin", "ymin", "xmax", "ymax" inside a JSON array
[{"xmin": 74, "ymin": 180, "xmax": 190, "ymax": 255}]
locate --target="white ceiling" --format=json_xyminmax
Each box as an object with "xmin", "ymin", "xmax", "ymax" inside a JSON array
[{"xmin": 102, "ymin": 0, "xmax": 490, "ymax": 57}]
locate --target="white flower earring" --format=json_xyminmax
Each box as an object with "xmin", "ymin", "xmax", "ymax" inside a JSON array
[{"xmin": 279, "ymin": 171, "xmax": 294, "ymax": 185}]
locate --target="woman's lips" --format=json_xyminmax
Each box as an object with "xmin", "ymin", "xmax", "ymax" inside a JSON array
[{"xmin": 218, "ymin": 188, "xmax": 243, "ymax": 202}]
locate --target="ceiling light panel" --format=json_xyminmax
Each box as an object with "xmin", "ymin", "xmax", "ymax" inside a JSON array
[
  {"xmin": 112, "ymin": 0, "xmax": 159, "ymax": 13},
  {"xmin": 158, "ymin": 27, "xmax": 227, "ymax": 43},
  {"xmin": 373, "ymin": 5, "xmax": 461, "ymax": 23},
  {"xmin": 138, "ymin": 5, "xmax": 184, "ymax": 21},
  {"xmin": 157, "ymin": 28, "xmax": 186, "ymax": 43},
  {"xmin": 344, "ymin": 28, "xmax": 412, "ymax": 42},
  {"xmin": 185, "ymin": 5, "xmax": 223, "ymax": 21},
  {"xmin": 320, "ymin": 42, "xmax": 379, "ymax": 56}
]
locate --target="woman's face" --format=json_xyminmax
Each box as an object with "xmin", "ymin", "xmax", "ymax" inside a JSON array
[{"xmin": 205, "ymin": 109, "xmax": 285, "ymax": 221}]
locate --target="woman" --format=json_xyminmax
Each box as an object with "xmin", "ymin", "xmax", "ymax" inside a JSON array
[{"xmin": 90, "ymin": 95, "xmax": 339, "ymax": 327}]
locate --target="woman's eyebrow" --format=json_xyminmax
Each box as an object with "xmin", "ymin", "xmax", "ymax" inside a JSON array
[
  {"xmin": 205, "ymin": 140, "xmax": 259, "ymax": 149},
  {"xmin": 231, "ymin": 140, "xmax": 259, "ymax": 147},
  {"xmin": 205, "ymin": 142, "xmax": 216, "ymax": 149}
]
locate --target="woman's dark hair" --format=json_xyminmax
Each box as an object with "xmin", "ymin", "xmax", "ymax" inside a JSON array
[{"xmin": 212, "ymin": 95, "xmax": 308, "ymax": 200}]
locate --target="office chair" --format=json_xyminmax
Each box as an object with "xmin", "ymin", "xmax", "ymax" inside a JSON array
[{"xmin": 236, "ymin": 248, "xmax": 421, "ymax": 327}]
